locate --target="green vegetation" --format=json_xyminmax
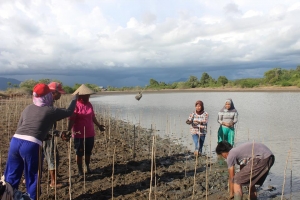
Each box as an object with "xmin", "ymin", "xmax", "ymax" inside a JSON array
[{"xmin": 2, "ymin": 66, "xmax": 300, "ymax": 95}]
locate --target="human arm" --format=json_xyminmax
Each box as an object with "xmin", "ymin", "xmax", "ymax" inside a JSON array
[
  {"xmin": 217, "ymin": 112, "xmax": 223, "ymax": 125},
  {"xmin": 233, "ymin": 112, "xmax": 238, "ymax": 125},
  {"xmin": 53, "ymin": 95, "xmax": 78, "ymax": 121},
  {"xmin": 186, "ymin": 113, "xmax": 194, "ymax": 125},
  {"xmin": 228, "ymin": 166, "xmax": 235, "ymax": 198},
  {"xmin": 93, "ymin": 115, "xmax": 105, "ymax": 131}
]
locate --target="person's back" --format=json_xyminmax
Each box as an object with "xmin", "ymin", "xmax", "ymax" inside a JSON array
[{"xmin": 227, "ymin": 142, "xmax": 273, "ymax": 168}]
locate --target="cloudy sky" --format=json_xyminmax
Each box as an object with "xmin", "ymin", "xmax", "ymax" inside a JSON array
[{"xmin": 0, "ymin": 0, "xmax": 299, "ymax": 87}]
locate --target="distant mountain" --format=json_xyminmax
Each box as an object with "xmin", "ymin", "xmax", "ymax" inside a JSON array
[{"xmin": 0, "ymin": 77, "xmax": 21, "ymax": 90}]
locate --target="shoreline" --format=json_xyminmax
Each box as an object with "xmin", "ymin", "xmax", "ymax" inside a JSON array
[{"xmin": 96, "ymin": 86, "xmax": 300, "ymax": 95}]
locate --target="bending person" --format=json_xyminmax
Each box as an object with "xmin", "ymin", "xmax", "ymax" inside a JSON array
[
  {"xmin": 186, "ymin": 100, "xmax": 209, "ymax": 156},
  {"xmin": 67, "ymin": 84, "xmax": 105, "ymax": 176},
  {"xmin": 216, "ymin": 141, "xmax": 275, "ymax": 200},
  {"xmin": 4, "ymin": 83, "xmax": 77, "ymax": 200},
  {"xmin": 217, "ymin": 98, "xmax": 238, "ymax": 145}
]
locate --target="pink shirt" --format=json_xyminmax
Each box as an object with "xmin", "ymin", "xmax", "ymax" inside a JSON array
[{"xmin": 70, "ymin": 101, "xmax": 95, "ymax": 138}]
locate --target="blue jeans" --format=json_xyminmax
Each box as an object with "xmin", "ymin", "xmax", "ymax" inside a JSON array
[
  {"xmin": 192, "ymin": 134, "xmax": 205, "ymax": 153},
  {"xmin": 5, "ymin": 137, "xmax": 42, "ymax": 200}
]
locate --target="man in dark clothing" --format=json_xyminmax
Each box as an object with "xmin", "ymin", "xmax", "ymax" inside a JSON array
[{"xmin": 216, "ymin": 141, "xmax": 274, "ymax": 200}]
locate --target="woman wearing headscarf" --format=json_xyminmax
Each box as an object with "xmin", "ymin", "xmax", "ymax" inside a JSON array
[
  {"xmin": 67, "ymin": 84, "xmax": 105, "ymax": 176},
  {"xmin": 186, "ymin": 100, "xmax": 209, "ymax": 156},
  {"xmin": 4, "ymin": 83, "xmax": 77, "ymax": 200},
  {"xmin": 217, "ymin": 98, "xmax": 238, "ymax": 146}
]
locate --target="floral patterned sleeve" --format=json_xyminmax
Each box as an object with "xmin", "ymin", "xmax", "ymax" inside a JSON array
[{"xmin": 200, "ymin": 112, "xmax": 209, "ymax": 129}]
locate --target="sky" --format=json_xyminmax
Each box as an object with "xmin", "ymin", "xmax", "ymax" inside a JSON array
[{"xmin": 0, "ymin": 0, "xmax": 299, "ymax": 87}]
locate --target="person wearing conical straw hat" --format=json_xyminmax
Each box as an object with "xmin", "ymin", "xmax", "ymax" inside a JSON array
[
  {"xmin": 4, "ymin": 83, "xmax": 78, "ymax": 200},
  {"xmin": 67, "ymin": 84, "xmax": 106, "ymax": 176}
]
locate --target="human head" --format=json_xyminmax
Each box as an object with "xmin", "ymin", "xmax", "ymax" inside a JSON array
[
  {"xmin": 216, "ymin": 141, "xmax": 233, "ymax": 158},
  {"xmin": 78, "ymin": 95, "xmax": 90, "ymax": 103},
  {"xmin": 195, "ymin": 100, "xmax": 204, "ymax": 113},
  {"xmin": 33, "ymin": 83, "xmax": 51, "ymax": 97},
  {"xmin": 32, "ymin": 83, "xmax": 53, "ymax": 107},
  {"xmin": 48, "ymin": 82, "xmax": 66, "ymax": 101}
]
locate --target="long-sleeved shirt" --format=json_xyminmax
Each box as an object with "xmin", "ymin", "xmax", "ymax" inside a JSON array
[
  {"xmin": 14, "ymin": 96, "xmax": 77, "ymax": 144},
  {"xmin": 69, "ymin": 101, "xmax": 95, "ymax": 139},
  {"xmin": 187, "ymin": 111, "xmax": 209, "ymax": 135},
  {"xmin": 217, "ymin": 110, "xmax": 238, "ymax": 126}
]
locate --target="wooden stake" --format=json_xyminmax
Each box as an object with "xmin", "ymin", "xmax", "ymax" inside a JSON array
[
  {"xmin": 69, "ymin": 138, "xmax": 72, "ymax": 200},
  {"xmin": 149, "ymin": 135, "xmax": 155, "ymax": 200},
  {"xmin": 281, "ymin": 150, "xmax": 291, "ymax": 200},
  {"xmin": 248, "ymin": 140, "xmax": 255, "ymax": 199},
  {"xmin": 192, "ymin": 152, "xmax": 198, "ymax": 199},
  {"xmin": 84, "ymin": 126, "xmax": 86, "ymax": 192},
  {"xmin": 112, "ymin": 146, "xmax": 116, "ymax": 200},
  {"xmin": 206, "ymin": 153, "xmax": 208, "ymax": 200}
]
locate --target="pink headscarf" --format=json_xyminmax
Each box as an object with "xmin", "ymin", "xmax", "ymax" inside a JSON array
[{"xmin": 33, "ymin": 92, "xmax": 53, "ymax": 107}]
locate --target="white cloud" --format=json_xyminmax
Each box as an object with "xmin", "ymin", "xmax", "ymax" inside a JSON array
[{"xmin": 0, "ymin": 0, "xmax": 299, "ymax": 85}]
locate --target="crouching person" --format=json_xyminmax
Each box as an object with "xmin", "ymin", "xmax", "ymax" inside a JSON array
[{"xmin": 216, "ymin": 141, "xmax": 275, "ymax": 200}]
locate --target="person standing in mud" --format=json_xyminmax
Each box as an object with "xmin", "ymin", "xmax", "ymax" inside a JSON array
[
  {"xmin": 186, "ymin": 100, "xmax": 209, "ymax": 156},
  {"xmin": 217, "ymin": 98, "xmax": 238, "ymax": 146},
  {"xmin": 67, "ymin": 84, "xmax": 105, "ymax": 176},
  {"xmin": 216, "ymin": 141, "xmax": 275, "ymax": 200},
  {"xmin": 43, "ymin": 82, "xmax": 69, "ymax": 189},
  {"xmin": 4, "ymin": 83, "xmax": 77, "ymax": 200}
]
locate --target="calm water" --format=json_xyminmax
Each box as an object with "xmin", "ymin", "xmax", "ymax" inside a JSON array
[{"xmin": 90, "ymin": 91, "xmax": 300, "ymax": 199}]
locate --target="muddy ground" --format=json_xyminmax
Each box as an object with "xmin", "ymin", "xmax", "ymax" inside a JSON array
[{"xmin": 0, "ymin": 100, "xmax": 283, "ymax": 200}]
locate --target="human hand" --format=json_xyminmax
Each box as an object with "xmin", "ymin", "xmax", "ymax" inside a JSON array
[
  {"xmin": 186, "ymin": 120, "xmax": 192, "ymax": 125},
  {"xmin": 98, "ymin": 125, "xmax": 106, "ymax": 131},
  {"xmin": 61, "ymin": 131, "xmax": 72, "ymax": 142}
]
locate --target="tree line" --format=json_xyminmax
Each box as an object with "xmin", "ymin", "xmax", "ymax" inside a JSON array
[
  {"xmin": 6, "ymin": 66, "xmax": 300, "ymax": 93},
  {"xmin": 107, "ymin": 66, "xmax": 300, "ymax": 91},
  {"xmin": 6, "ymin": 78, "xmax": 102, "ymax": 94}
]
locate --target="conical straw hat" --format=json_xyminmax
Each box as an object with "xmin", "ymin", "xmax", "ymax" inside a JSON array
[{"xmin": 72, "ymin": 84, "xmax": 95, "ymax": 95}]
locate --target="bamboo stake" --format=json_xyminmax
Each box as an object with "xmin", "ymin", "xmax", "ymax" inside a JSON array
[
  {"xmin": 109, "ymin": 108, "xmax": 111, "ymax": 139},
  {"xmin": 289, "ymin": 139, "xmax": 293, "ymax": 200},
  {"xmin": 192, "ymin": 146, "xmax": 199, "ymax": 199},
  {"xmin": 248, "ymin": 128, "xmax": 249, "ymax": 141},
  {"xmin": 154, "ymin": 126, "xmax": 157, "ymax": 200},
  {"xmin": 69, "ymin": 138, "xmax": 72, "ymax": 200},
  {"xmin": 83, "ymin": 126, "xmax": 86, "ymax": 192},
  {"xmin": 0, "ymin": 149, "xmax": 2, "ymax": 177},
  {"xmin": 209, "ymin": 127, "xmax": 212, "ymax": 172},
  {"xmin": 248, "ymin": 140, "xmax": 255, "ymax": 199},
  {"xmin": 206, "ymin": 153, "xmax": 208, "ymax": 200},
  {"xmin": 149, "ymin": 135, "xmax": 155, "ymax": 200},
  {"xmin": 281, "ymin": 150, "xmax": 291, "ymax": 200},
  {"xmin": 112, "ymin": 146, "xmax": 116, "ymax": 200},
  {"xmin": 37, "ymin": 146, "xmax": 42, "ymax": 200},
  {"xmin": 54, "ymin": 136, "xmax": 57, "ymax": 200}
]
